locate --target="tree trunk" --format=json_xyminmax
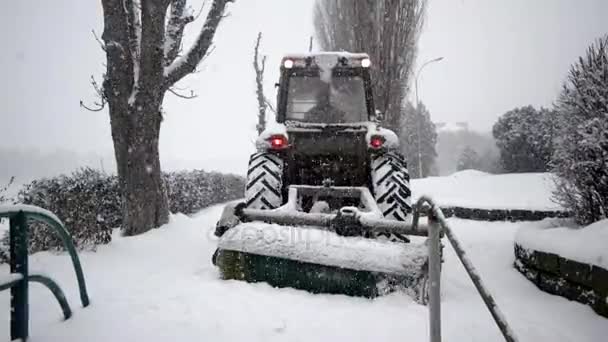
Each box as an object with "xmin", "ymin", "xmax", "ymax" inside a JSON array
[
  {"xmin": 107, "ymin": 94, "xmax": 169, "ymax": 236},
  {"xmin": 121, "ymin": 104, "xmax": 169, "ymax": 236}
]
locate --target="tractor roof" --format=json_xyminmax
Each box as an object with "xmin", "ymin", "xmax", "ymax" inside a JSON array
[{"xmin": 281, "ymin": 52, "xmax": 371, "ymax": 69}]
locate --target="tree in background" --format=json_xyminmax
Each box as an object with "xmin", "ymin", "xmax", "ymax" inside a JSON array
[
  {"xmin": 552, "ymin": 35, "xmax": 608, "ymax": 225},
  {"xmin": 313, "ymin": 0, "xmax": 427, "ymax": 134},
  {"xmin": 400, "ymin": 102, "xmax": 437, "ymax": 178},
  {"xmin": 0, "ymin": 177, "xmax": 15, "ymax": 204},
  {"xmin": 435, "ymin": 128, "xmax": 501, "ymax": 175},
  {"xmin": 492, "ymin": 105, "xmax": 556, "ymax": 173},
  {"xmin": 456, "ymin": 146, "xmax": 480, "ymax": 171},
  {"xmin": 94, "ymin": 0, "xmax": 232, "ymax": 236},
  {"xmin": 252, "ymin": 32, "xmax": 269, "ymax": 135}
]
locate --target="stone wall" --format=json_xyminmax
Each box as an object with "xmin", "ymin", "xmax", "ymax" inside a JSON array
[
  {"xmin": 441, "ymin": 206, "xmax": 569, "ymax": 222},
  {"xmin": 514, "ymin": 243, "xmax": 608, "ymax": 318}
]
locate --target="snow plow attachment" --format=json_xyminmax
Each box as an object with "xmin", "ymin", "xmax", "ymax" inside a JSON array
[{"xmin": 213, "ymin": 185, "xmax": 442, "ymax": 304}]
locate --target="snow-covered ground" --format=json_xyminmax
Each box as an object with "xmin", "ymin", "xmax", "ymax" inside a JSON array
[
  {"xmin": 1, "ymin": 204, "xmax": 606, "ymax": 341},
  {"xmin": 411, "ymin": 171, "xmax": 562, "ymax": 211}
]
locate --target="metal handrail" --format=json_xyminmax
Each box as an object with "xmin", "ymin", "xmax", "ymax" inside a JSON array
[
  {"xmin": 417, "ymin": 196, "xmax": 519, "ymax": 342},
  {"xmin": 0, "ymin": 206, "xmax": 90, "ymax": 307},
  {"xmin": 222, "ymin": 187, "xmax": 519, "ymax": 341}
]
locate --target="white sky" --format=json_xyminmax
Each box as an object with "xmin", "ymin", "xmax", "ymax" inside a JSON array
[{"xmin": 1, "ymin": 0, "xmax": 607, "ymax": 175}]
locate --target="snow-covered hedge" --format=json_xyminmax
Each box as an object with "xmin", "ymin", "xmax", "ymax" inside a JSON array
[
  {"xmin": 164, "ymin": 170, "xmax": 245, "ymax": 215},
  {"xmin": 0, "ymin": 168, "xmax": 244, "ymax": 262},
  {"xmin": 552, "ymin": 35, "xmax": 608, "ymax": 225}
]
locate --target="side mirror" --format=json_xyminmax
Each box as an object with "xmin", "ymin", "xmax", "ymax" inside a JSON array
[{"xmin": 374, "ymin": 110, "xmax": 384, "ymax": 122}]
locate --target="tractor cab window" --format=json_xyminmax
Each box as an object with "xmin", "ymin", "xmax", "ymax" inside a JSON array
[{"xmin": 286, "ymin": 74, "xmax": 367, "ymax": 123}]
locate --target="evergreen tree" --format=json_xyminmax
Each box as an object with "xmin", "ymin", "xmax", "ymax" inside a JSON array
[
  {"xmin": 492, "ymin": 106, "xmax": 556, "ymax": 172},
  {"xmin": 457, "ymin": 146, "xmax": 480, "ymax": 171},
  {"xmin": 552, "ymin": 35, "xmax": 608, "ymax": 225},
  {"xmin": 400, "ymin": 102, "xmax": 437, "ymax": 178}
]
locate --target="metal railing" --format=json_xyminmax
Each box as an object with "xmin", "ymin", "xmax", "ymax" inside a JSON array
[
  {"xmin": 225, "ymin": 186, "xmax": 520, "ymax": 342},
  {"xmin": 417, "ymin": 196, "xmax": 519, "ymax": 342},
  {"xmin": 0, "ymin": 205, "xmax": 90, "ymax": 341}
]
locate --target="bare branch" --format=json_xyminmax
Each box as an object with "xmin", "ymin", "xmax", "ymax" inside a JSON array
[
  {"xmin": 193, "ymin": 0, "xmax": 208, "ymax": 21},
  {"xmin": 92, "ymin": 29, "xmax": 106, "ymax": 51},
  {"xmin": 168, "ymin": 87, "xmax": 198, "ymax": 99},
  {"xmin": 80, "ymin": 75, "xmax": 108, "ymax": 112},
  {"xmin": 164, "ymin": 0, "xmax": 195, "ymax": 66},
  {"xmin": 164, "ymin": 0, "xmax": 231, "ymax": 88},
  {"xmin": 265, "ymin": 97, "xmax": 276, "ymax": 113},
  {"xmin": 80, "ymin": 99, "xmax": 106, "ymax": 112},
  {"xmin": 253, "ymin": 32, "xmax": 267, "ymax": 134}
]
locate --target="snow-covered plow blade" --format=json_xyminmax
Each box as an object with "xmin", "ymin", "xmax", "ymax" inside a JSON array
[{"xmin": 214, "ymin": 186, "xmax": 439, "ymax": 303}]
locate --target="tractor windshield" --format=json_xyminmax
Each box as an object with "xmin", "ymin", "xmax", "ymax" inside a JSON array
[{"xmin": 286, "ymin": 75, "xmax": 368, "ymax": 123}]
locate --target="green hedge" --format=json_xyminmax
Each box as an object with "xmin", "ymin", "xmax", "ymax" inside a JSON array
[{"xmin": 0, "ymin": 168, "xmax": 244, "ymax": 262}]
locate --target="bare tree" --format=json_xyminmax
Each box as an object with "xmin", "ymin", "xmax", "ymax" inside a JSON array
[
  {"xmin": 0, "ymin": 176, "xmax": 15, "ymax": 203},
  {"xmin": 98, "ymin": 0, "xmax": 232, "ymax": 236},
  {"xmin": 253, "ymin": 32, "xmax": 267, "ymax": 135},
  {"xmin": 313, "ymin": 0, "xmax": 426, "ymax": 133}
]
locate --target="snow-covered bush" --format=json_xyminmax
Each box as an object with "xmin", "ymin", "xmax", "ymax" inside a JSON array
[
  {"xmin": 164, "ymin": 170, "xmax": 245, "ymax": 215},
  {"xmin": 552, "ymin": 35, "xmax": 608, "ymax": 225},
  {"xmin": 14, "ymin": 168, "xmax": 118, "ymax": 256},
  {"xmin": 492, "ymin": 106, "xmax": 556, "ymax": 173},
  {"xmin": 0, "ymin": 168, "xmax": 245, "ymax": 263}
]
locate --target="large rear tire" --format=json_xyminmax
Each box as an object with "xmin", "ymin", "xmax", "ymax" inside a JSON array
[
  {"xmin": 371, "ymin": 151, "xmax": 413, "ymax": 220},
  {"xmin": 245, "ymin": 152, "xmax": 284, "ymax": 209}
]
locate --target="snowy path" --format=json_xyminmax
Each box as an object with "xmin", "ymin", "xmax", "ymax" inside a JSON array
[{"xmin": 1, "ymin": 204, "xmax": 606, "ymax": 341}]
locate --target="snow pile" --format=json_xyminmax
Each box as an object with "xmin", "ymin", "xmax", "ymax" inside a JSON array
[
  {"xmin": 412, "ymin": 171, "xmax": 562, "ymax": 211},
  {"xmin": 515, "ymin": 219, "xmax": 608, "ymax": 269},
  {"xmin": 218, "ymin": 222, "xmax": 427, "ymax": 274}
]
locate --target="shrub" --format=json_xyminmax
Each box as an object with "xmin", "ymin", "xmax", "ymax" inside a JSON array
[
  {"xmin": 552, "ymin": 36, "xmax": 608, "ymax": 225},
  {"xmin": 16, "ymin": 168, "xmax": 118, "ymax": 256},
  {"xmin": 164, "ymin": 170, "xmax": 245, "ymax": 215},
  {"xmin": 492, "ymin": 106, "xmax": 556, "ymax": 173},
  {"xmin": 0, "ymin": 168, "xmax": 245, "ymax": 263}
]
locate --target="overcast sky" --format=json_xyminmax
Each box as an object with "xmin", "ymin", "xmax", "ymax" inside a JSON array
[{"xmin": 1, "ymin": 0, "xmax": 607, "ymax": 175}]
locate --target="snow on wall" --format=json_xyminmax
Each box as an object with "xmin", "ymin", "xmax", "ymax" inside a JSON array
[
  {"xmin": 412, "ymin": 171, "xmax": 562, "ymax": 211},
  {"xmin": 515, "ymin": 218, "xmax": 608, "ymax": 269}
]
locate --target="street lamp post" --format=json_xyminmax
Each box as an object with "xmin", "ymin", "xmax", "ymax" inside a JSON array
[{"xmin": 414, "ymin": 57, "xmax": 444, "ymax": 178}]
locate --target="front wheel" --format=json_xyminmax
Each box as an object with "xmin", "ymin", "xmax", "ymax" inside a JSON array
[{"xmin": 370, "ymin": 151, "xmax": 413, "ymax": 220}]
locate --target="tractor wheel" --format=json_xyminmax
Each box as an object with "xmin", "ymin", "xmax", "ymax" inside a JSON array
[
  {"xmin": 371, "ymin": 151, "xmax": 413, "ymax": 221},
  {"xmin": 245, "ymin": 152, "xmax": 284, "ymax": 209}
]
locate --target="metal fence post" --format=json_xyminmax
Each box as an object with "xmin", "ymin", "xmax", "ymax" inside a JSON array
[
  {"xmin": 10, "ymin": 211, "xmax": 28, "ymax": 341},
  {"xmin": 428, "ymin": 211, "xmax": 442, "ymax": 342}
]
